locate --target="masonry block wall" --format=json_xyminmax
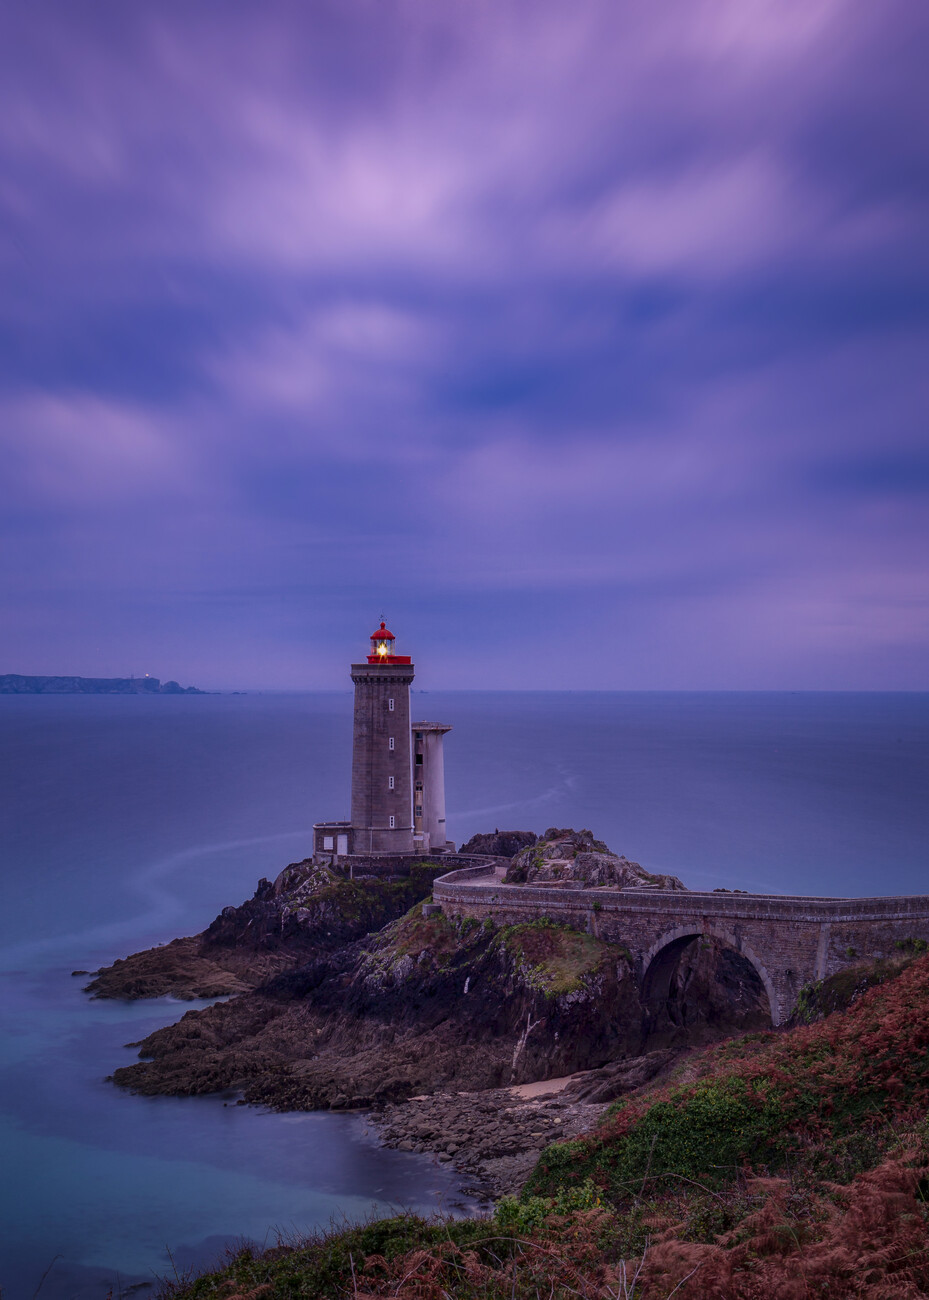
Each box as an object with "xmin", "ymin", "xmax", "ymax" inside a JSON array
[{"xmin": 350, "ymin": 661, "xmax": 415, "ymax": 854}]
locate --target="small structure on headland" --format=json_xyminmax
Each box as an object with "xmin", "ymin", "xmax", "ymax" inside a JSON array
[{"xmin": 313, "ymin": 622, "xmax": 454, "ymax": 862}]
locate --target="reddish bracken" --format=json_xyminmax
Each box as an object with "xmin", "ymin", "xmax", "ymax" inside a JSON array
[
  {"xmin": 640, "ymin": 1157, "xmax": 929, "ymax": 1299},
  {"xmin": 345, "ymin": 1156, "xmax": 929, "ymax": 1298},
  {"xmin": 590, "ymin": 953, "xmax": 929, "ymax": 1153}
]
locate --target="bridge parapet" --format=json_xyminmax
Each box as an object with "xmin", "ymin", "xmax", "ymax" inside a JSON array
[{"xmin": 433, "ymin": 866, "xmax": 929, "ymax": 1026}]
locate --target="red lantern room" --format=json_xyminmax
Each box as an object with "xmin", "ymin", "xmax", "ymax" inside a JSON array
[{"xmin": 367, "ymin": 621, "xmax": 411, "ymax": 665}]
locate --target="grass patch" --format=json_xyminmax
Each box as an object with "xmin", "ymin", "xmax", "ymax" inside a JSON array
[
  {"xmin": 497, "ymin": 920, "xmax": 625, "ymax": 997},
  {"xmin": 161, "ymin": 1213, "xmax": 492, "ymax": 1299},
  {"xmin": 384, "ymin": 905, "xmax": 462, "ymax": 960}
]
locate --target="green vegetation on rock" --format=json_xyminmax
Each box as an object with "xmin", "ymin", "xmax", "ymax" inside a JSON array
[{"xmin": 495, "ymin": 918, "xmax": 628, "ymax": 997}]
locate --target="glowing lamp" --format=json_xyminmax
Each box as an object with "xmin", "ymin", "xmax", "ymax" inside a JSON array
[
  {"xmin": 365, "ymin": 620, "xmax": 411, "ymax": 665},
  {"xmin": 370, "ymin": 621, "xmax": 396, "ymax": 659}
]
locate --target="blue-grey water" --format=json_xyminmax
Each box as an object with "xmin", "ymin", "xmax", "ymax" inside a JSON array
[{"xmin": 1, "ymin": 691, "xmax": 928, "ymax": 1299}]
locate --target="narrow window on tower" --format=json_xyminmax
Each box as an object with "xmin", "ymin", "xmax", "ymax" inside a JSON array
[
  {"xmin": 388, "ymin": 737, "xmax": 395, "ymax": 751},
  {"xmin": 389, "ymin": 815, "xmax": 396, "ymax": 828},
  {"xmin": 388, "ymin": 698, "xmax": 395, "ymax": 711},
  {"xmin": 388, "ymin": 776, "xmax": 395, "ymax": 790}
]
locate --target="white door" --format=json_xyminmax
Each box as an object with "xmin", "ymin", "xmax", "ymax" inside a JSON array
[{"xmin": 337, "ymin": 834, "xmax": 348, "ymax": 855}]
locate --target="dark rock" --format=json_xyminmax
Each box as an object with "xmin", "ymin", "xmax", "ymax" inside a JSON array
[
  {"xmin": 87, "ymin": 862, "xmax": 445, "ymax": 1001},
  {"xmin": 459, "ymin": 830, "xmax": 538, "ymax": 858},
  {"xmin": 110, "ymin": 910, "xmax": 642, "ymax": 1105},
  {"xmin": 562, "ymin": 1049, "xmax": 679, "ymax": 1103}
]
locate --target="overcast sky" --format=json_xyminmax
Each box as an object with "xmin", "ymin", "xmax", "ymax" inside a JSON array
[{"xmin": 1, "ymin": 0, "xmax": 927, "ymax": 689}]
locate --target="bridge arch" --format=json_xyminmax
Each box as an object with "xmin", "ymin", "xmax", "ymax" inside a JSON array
[{"xmin": 641, "ymin": 924, "xmax": 779, "ymax": 1027}]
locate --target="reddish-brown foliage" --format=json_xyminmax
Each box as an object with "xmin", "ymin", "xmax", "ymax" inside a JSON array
[
  {"xmin": 642, "ymin": 1157, "xmax": 929, "ymax": 1298},
  {"xmin": 590, "ymin": 954, "xmax": 929, "ymax": 1154},
  {"xmin": 344, "ymin": 1156, "xmax": 929, "ymax": 1299}
]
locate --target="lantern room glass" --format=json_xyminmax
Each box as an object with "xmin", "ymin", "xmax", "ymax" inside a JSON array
[{"xmin": 370, "ymin": 623, "xmax": 395, "ymax": 659}]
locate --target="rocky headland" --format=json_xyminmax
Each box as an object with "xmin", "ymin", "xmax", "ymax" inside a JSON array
[
  {"xmin": 86, "ymin": 860, "xmax": 446, "ymax": 1000},
  {"xmin": 0, "ymin": 673, "xmax": 204, "ymax": 694},
  {"xmin": 90, "ymin": 829, "xmax": 771, "ymax": 1196}
]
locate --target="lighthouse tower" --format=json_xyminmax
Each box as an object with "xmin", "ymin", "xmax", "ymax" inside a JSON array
[
  {"xmin": 313, "ymin": 621, "xmax": 453, "ymax": 861},
  {"xmin": 349, "ymin": 622, "xmax": 415, "ymax": 854}
]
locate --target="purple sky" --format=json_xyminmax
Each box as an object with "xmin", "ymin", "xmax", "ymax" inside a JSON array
[{"xmin": 1, "ymin": 0, "xmax": 927, "ymax": 689}]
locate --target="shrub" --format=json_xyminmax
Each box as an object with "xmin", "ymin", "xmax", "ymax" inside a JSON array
[{"xmin": 494, "ymin": 1178, "xmax": 601, "ymax": 1234}]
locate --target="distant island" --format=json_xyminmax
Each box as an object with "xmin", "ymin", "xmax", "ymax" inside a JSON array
[{"xmin": 0, "ymin": 674, "xmax": 205, "ymax": 695}]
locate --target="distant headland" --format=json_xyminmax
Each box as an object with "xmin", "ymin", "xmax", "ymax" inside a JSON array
[{"xmin": 0, "ymin": 674, "xmax": 205, "ymax": 695}]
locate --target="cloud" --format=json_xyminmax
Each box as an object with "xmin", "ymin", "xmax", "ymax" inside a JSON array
[
  {"xmin": 0, "ymin": 394, "xmax": 195, "ymax": 506},
  {"xmin": 0, "ymin": 0, "xmax": 926, "ymax": 686}
]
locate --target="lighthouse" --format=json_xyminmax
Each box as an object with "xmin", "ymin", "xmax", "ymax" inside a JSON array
[
  {"xmin": 313, "ymin": 622, "xmax": 453, "ymax": 861},
  {"xmin": 349, "ymin": 621, "xmax": 415, "ymax": 854}
]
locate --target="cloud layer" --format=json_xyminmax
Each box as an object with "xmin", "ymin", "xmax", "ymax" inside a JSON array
[{"xmin": 0, "ymin": 0, "xmax": 927, "ymax": 687}]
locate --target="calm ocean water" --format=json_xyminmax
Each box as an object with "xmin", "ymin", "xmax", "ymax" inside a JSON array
[{"xmin": 1, "ymin": 691, "xmax": 927, "ymax": 1298}]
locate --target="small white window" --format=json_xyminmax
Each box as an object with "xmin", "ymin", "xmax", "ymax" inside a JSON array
[
  {"xmin": 388, "ymin": 775, "xmax": 395, "ymax": 790},
  {"xmin": 323, "ymin": 835, "xmax": 334, "ymax": 850},
  {"xmin": 388, "ymin": 698, "xmax": 395, "ymax": 711},
  {"xmin": 388, "ymin": 736, "xmax": 395, "ymax": 751},
  {"xmin": 389, "ymin": 815, "xmax": 395, "ymax": 828}
]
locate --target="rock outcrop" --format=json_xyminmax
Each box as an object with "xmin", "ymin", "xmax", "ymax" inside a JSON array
[
  {"xmin": 375, "ymin": 1086, "xmax": 605, "ymax": 1198},
  {"xmin": 86, "ymin": 859, "xmax": 445, "ymax": 1000},
  {"xmin": 504, "ymin": 828, "xmax": 687, "ymax": 891},
  {"xmin": 459, "ymin": 830, "xmax": 538, "ymax": 858},
  {"xmin": 111, "ymin": 909, "xmax": 642, "ymax": 1108}
]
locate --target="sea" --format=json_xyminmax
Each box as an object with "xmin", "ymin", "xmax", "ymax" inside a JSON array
[{"xmin": 1, "ymin": 690, "xmax": 927, "ymax": 1298}]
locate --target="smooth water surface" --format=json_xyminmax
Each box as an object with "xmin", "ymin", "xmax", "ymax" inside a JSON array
[{"xmin": 1, "ymin": 691, "xmax": 927, "ymax": 1297}]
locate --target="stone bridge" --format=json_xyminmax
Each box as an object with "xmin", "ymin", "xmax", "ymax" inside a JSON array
[{"xmin": 433, "ymin": 864, "xmax": 929, "ymax": 1025}]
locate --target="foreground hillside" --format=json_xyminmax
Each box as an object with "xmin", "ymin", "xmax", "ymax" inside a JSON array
[{"xmin": 161, "ymin": 952, "xmax": 929, "ymax": 1299}]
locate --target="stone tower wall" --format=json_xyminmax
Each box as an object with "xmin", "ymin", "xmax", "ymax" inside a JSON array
[{"xmin": 350, "ymin": 662, "xmax": 414, "ymax": 854}]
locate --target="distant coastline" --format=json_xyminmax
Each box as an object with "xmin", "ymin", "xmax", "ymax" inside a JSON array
[{"xmin": 0, "ymin": 674, "xmax": 205, "ymax": 695}]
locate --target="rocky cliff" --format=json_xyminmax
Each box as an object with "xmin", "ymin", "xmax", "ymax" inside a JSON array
[
  {"xmin": 86, "ymin": 859, "xmax": 446, "ymax": 1000},
  {"xmin": 111, "ymin": 908, "xmax": 641, "ymax": 1106}
]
